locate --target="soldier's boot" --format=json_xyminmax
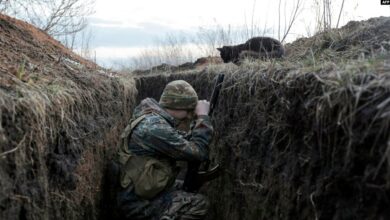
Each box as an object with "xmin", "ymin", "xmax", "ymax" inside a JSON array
[
  {"xmin": 160, "ymin": 216, "xmax": 175, "ymax": 220},
  {"xmin": 180, "ymin": 216, "xmax": 206, "ymax": 220},
  {"xmin": 161, "ymin": 192, "xmax": 209, "ymax": 220},
  {"xmin": 160, "ymin": 215, "xmax": 205, "ymax": 220}
]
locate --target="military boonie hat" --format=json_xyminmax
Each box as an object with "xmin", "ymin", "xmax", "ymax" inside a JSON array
[{"xmin": 159, "ymin": 80, "xmax": 198, "ymax": 110}]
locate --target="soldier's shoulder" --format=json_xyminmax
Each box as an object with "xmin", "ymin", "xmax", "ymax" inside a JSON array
[{"xmin": 140, "ymin": 113, "xmax": 169, "ymax": 126}]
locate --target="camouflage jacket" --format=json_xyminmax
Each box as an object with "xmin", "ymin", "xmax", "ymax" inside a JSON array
[
  {"xmin": 115, "ymin": 98, "xmax": 213, "ymax": 218},
  {"xmin": 127, "ymin": 98, "xmax": 213, "ymax": 162}
]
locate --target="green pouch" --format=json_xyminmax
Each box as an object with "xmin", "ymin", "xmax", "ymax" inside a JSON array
[
  {"xmin": 120, "ymin": 155, "xmax": 175, "ymax": 199},
  {"xmin": 116, "ymin": 115, "xmax": 147, "ymax": 165}
]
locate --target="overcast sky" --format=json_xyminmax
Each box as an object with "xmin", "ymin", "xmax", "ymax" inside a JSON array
[{"xmin": 87, "ymin": 0, "xmax": 390, "ymax": 67}]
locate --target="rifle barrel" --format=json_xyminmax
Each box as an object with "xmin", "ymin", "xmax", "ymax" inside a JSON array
[
  {"xmin": 182, "ymin": 73, "xmax": 225, "ymax": 192},
  {"xmin": 209, "ymin": 74, "xmax": 225, "ymax": 116}
]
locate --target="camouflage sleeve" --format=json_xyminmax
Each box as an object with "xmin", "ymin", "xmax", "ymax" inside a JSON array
[{"xmin": 140, "ymin": 115, "xmax": 213, "ymax": 161}]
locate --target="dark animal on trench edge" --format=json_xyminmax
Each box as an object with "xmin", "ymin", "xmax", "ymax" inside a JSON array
[{"xmin": 217, "ymin": 37, "xmax": 285, "ymax": 63}]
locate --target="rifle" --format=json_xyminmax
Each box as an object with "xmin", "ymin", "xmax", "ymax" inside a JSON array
[{"xmin": 182, "ymin": 73, "xmax": 225, "ymax": 192}]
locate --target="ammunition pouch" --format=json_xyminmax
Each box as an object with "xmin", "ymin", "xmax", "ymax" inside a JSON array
[
  {"xmin": 120, "ymin": 155, "xmax": 175, "ymax": 199},
  {"xmin": 116, "ymin": 113, "xmax": 177, "ymax": 199}
]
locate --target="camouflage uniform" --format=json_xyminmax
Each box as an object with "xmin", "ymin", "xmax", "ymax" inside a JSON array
[{"xmin": 116, "ymin": 80, "xmax": 213, "ymax": 220}]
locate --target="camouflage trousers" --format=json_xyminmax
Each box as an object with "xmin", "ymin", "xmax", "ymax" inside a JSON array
[{"xmin": 117, "ymin": 181, "xmax": 209, "ymax": 220}]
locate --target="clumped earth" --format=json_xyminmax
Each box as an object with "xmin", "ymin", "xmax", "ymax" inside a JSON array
[
  {"xmin": 0, "ymin": 14, "xmax": 137, "ymax": 220},
  {"xmin": 1, "ymin": 12, "xmax": 390, "ymax": 220},
  {"xmin": 132, "ymin": 56, "xmax": 223, "ymax": 75}
]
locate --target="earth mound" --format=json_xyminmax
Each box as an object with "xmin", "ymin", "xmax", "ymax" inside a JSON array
[{"xmin": 0, "ymin": 13, "xmax": 137, "ymax": 220}]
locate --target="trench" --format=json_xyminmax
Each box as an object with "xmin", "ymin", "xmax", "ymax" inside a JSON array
[
  {"xmin": 2, "ymin": 14, "xmax": 390, "ymax": 220},
  {"xmin": 1, "ymin": 64, "xmax": 389, "ymax": 220},
  {"xmin": 101, "ymin": 68, "xmax": 390, "ymax": 220}
]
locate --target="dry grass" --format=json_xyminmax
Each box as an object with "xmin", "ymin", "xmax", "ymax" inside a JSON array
[
  {"xmin": 0, "ymin": 70, "xmax": 138, "ymax": 219},
  {"xmin": 133, "ymin": 17, "xmax": 390, "ymax": 220},
  {"xmin": 284, "ymin": 17, "xmax": 390, "ymax": 65},
  {"xmin": 135, "ymin": 54, "xmax": 390, "ymax": 220},
  {"xmin": 0, "ymin": 13, "xmax": 138, "ymax": 220},
  {"xmin": 1, "ymin": 12, "xmax": 390, "ymax": 220}
]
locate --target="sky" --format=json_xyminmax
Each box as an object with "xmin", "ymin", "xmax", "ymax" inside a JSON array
[{"xmin": 85, "ymin": 0, "xmax": 390, "ymax": 68}]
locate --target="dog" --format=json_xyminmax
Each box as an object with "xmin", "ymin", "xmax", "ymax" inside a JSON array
[{"xmin": 217, "ymin": 37, "xmax": 284, "ymax": 63}]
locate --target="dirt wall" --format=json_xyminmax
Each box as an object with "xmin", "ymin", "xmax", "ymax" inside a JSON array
[
  {"xmin": 134, "ymin": 57, "xmax": 390, "ymax": 220},
  {"xmin": 0, "ymin": 13, "xmax": 140, "ymax": 220},
  {"xmin": 0, "ymin": 73, "xmax": 137, "ymax": 220},
  {"xmin": 1, "ymin": 13, "xmax": 390, "ymax": 220}
]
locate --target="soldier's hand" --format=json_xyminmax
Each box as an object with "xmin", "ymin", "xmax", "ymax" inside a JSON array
[{"xmin": 195, "ymin": 100, "xmax": 210, "ymax": 116}]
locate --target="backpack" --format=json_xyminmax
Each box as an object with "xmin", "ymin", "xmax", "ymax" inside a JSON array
[{"xmin": 116, "ymin": 113, "xmax": 176, "ymax": 199}]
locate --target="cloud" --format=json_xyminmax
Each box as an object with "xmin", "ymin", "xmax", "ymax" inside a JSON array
[
  {"xmin": 88, "ymin": 19, "xmax": 188, "ymax": 48},
  {"xmin": 88, "ymin": 17, "xmax": 129, "ymax": 28}
]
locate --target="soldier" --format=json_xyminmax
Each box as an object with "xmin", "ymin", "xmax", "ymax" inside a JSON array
[{"xmin": 115, "ymin": 80, "xmax": 213, "ymax": 220}]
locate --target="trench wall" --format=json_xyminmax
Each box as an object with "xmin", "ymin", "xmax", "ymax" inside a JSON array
[
  {"xmin": 0, "ymin": 73, "xmax": 137, "ymax": 220},
  {"xmin": 1, "ymin": 59, "xmax": 389, "ymax": 220},
  {"xmin": 1, "ymin": 14, "xmax": 389, "ymax": 220},
  {"xmin": 135, "ymin": 61, "xmax": 390, "ymax": 220}
]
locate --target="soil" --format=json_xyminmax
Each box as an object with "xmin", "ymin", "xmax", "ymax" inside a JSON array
[
  {"xmin": 0, "ymin": 13, "xmax": 137, "ymax": 220},
  {"xmin": 1, "ymin": 12, "xmax": 390, "ymax": 220}
]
